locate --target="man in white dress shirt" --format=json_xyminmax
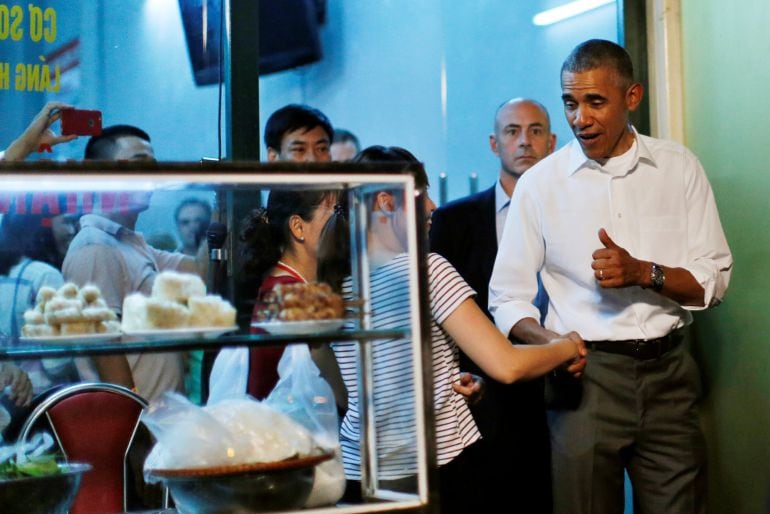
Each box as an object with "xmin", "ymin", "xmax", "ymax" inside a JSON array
[{"xmin": 489, "ymin": 39, "xmax": 732, "ymax": 514}]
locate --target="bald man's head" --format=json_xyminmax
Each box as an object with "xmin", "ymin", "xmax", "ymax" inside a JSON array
[{"xmin": 490, "ymin": 98, "xmax": 556, "ymax": 178}]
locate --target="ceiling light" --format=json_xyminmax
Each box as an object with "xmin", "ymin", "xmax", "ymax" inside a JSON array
[{"xmin": 533, "ymin": 0, "xmax": 614, "ymax": 26}]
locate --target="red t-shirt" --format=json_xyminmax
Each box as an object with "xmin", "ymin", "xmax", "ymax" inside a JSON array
[{"xmin": 246, "ymin": 274, "xmax": 301, "ymax": 399}]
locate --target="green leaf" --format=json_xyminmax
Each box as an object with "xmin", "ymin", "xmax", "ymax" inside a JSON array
[{"xmin": 0, "ymin": 454, "xmax": 62, "ymax": 479}]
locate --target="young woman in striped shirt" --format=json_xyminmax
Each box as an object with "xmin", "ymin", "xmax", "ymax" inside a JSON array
[{"xmin": 317, "ymin": 146, "xmax": 587, "ymax": 512}]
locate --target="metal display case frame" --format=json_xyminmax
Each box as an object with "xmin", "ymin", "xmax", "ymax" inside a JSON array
[{"xmin": 0, "ymin": 160, "xmax": 438, "ymax": 514}]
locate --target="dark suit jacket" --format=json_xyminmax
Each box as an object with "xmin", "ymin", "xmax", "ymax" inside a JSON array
[
  {"xmin": 430, "ymin": 186, "xmax": 499, "ymax": 315},
  {"xmin": 430, "ymin": 184, "xmax": 552, "ymax": 513}
]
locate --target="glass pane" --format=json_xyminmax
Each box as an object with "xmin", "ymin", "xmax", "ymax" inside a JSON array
[
  {"xmin": 258, "ymin": 0, "xmax": 619, "ymax": 202},
  {"xmin": 2, "ymin": 1, "xmax": 617, "ymax": 199},
  {"xmin": 0, "ymin": 0, "xmax": 224, "ymax": 161},
  {"xmin": 334, "ymin": 182, "xmax": 423, "ymax": 501}
]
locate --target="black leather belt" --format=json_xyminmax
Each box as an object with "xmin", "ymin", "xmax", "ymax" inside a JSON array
[{"xmin": 586, "ymin": 331, "xmax": 683, "ymax": 360}]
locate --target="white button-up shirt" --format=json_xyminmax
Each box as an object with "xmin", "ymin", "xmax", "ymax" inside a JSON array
[{"xmin": 489, "ymin": 131, "xmax": 732, "ymax": 341}]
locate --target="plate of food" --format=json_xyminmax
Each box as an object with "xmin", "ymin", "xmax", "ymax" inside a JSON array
[
  {"xmin": 250, "ymin": 319, "xmax": 346, "ymax": 336},
  {"xmin": 20, "ymin": 282, "xmax": 122, "ymax": 345},
  {"xmin": 19, "ymin": 332, "xmax": 122, "ymax": 344},
  {"xmin": 121, "ymin": 326, "xmax": 239, "ymax": 341}
]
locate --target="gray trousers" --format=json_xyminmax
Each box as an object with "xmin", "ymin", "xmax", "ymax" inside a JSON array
[{"xmin": 549, "ymin": 342, "xmax": 707, "ymax": 514}]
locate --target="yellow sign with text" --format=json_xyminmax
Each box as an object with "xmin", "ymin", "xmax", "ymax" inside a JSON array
[{"xmin": 0, "ymin": 3, "xmax": 60, "ymax": 91}]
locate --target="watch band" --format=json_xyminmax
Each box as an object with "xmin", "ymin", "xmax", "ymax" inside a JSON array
[{"xmin": 650, "ymin": 262, "xmax": 665, "ymax": 291}]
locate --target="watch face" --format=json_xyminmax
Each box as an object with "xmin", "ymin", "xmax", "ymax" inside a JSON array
[{"xmin": 652, "ymin": 264, "xmax": 665, "ymax": 290}]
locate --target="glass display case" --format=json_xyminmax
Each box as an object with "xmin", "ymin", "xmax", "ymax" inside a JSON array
[{"xmin": 0, "ymin": 161, "xmax": 436, "ymax": 514}]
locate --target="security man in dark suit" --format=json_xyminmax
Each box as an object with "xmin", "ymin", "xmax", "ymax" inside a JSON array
[{"xmin": 430, "ymin": 98, "xmax": 555, "ymax": 513}]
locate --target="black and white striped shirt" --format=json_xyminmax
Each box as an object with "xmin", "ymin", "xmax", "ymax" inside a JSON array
[{"xmin": 333, "ymin": 253, "xmax": 480, "ymax": 480}]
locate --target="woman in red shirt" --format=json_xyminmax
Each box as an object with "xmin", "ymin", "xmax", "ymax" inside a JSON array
[{"xmin": 238, "ymin": 189, "xmax": 337, "ymax": 399}]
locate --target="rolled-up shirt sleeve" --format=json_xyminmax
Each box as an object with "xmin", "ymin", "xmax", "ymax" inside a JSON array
[
  {"xmin": 489, "ymin": 183, "xmax": 544, "ymax": 337},
  {"xmin": 152, "ymin": 247, "xmax": 192, "ymax": 274},
  {"xmin": 681, "ymin": 155, "xmax": 733, "ymax": 309}
]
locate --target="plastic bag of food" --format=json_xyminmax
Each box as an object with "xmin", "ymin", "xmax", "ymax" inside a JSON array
[
  {"xmin": 141, "ymin": 392, "xmax": 320, "ymax": 483},
  {"xmin": 205, "ymin": 398, "xmax": 315, "ymax": 460},
  {"xmin": 141, "ymin": 393, "xmax": 244, "ymax": 482},
  {"xmin": 265, "ymin": 343, "xmax": 345, "ymax": 507}
]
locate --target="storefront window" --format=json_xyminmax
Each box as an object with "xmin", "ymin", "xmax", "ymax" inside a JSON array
[{"xmin": 1, "ymin": 0, "xmax": 617, "ymax": 203}]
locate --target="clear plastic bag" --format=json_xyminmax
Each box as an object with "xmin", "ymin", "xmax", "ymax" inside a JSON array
[
  {"xmin": 206, "ymin": 347, "xmax": 248, "ymax": 405},
  {"xmin": 1, "ymin": 432, "xmax": 55, "ymax": 465},
  {"xmin": 265, "ymin": 343, "xmax": 345, "ymax": 507},
  {"xmin": 140, "ymin": 393, "xmax": 316, "ymax": 483},
  {"xmin": 0, "ymin": 404, "xmax": 9, "ymax": 442},
  {"xmin": 143, "ymin": 343, "xmax": 345, "ymax": 506}
]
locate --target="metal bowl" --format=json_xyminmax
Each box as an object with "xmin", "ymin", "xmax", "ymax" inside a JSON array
[
  {"xmin": 0, "ymin": 462, "xmax": 91, "ymax": 514},
  {"xmin": 148, "ymin": 453, "xmax": 332, "ymax": 514}
]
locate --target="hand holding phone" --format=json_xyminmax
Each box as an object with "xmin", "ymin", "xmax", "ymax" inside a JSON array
[
  {"xmin": 2, "ymin": 102, "xmax": 77, "ymax": 159},
  {"xmin": 60, "ymin": 108, "xmax": 103, "ymax": 136}
]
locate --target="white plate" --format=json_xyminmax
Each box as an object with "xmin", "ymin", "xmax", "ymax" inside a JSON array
[
  {"xmin": 250, "ymin": 319, "xmax": 346, "ymax": 335},
  {"xmin": 121, "ymin": 326, "xmax": 239, "ymax": 341},
  {"xmin": 19, "ymin": 332, "xmax": 122, "ymax": 344}
]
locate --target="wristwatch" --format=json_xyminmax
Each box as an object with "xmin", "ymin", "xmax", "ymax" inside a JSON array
[{"xmin": 650, "ymin": 262, "xmax": 665, "ymax": 291}]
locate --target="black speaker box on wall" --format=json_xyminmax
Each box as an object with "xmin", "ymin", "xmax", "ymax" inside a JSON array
[{"xmin": 178, "ymin": 0, "xmax": 325, "ymax": 86}]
